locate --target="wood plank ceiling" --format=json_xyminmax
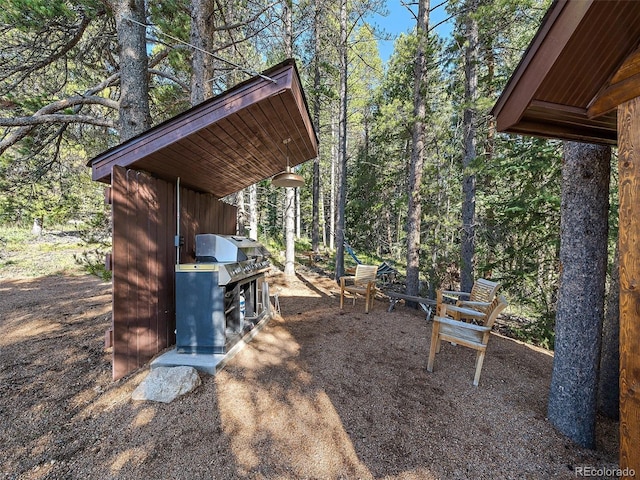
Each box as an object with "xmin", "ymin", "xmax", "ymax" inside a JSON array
[
  {"xmin": 492, "ymin": 0, "xmax": 640, "ymax": 145},
  {"xmin": 89, "ymin": 59, "xmax": 318, "ymax": 198}
]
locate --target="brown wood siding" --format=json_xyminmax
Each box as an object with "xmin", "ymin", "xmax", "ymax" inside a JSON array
[{"xmin": 111, "ymin": 166, "xmax": 237, "ymax": 380}]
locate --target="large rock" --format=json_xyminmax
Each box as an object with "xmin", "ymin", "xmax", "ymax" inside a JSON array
[{"xmin": 131, "ymin": 366, "xmax": 201, "ymax": 403}]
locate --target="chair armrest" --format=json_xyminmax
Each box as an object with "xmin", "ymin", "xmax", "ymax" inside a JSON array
[
  {"xmin": 438, "ymin": 290, "xmax": 471, "ymax": 305},
  {"xmin": 457, "ymin": 300, "xmax": 490, "ymax": 309},
  {"xmin": 441, "ymin": 304, "xmax": 485, "ymax": 319},
  {"xmin": 440, "ymin": 290, "xmax": 471, "ymax": 298},
  {"xmin": 434, "ymin": 315, "xmax": 491, "ymax": 333},
  {"xmin": 339, "ymin": 275, "xmax": 355, "ymax": 287}
]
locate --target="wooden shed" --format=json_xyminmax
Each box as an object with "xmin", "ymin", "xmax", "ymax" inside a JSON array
[
  {"xmin": 492, "ymin": 0, "xmax": 640, "ymax": 475},
  {"xmin": 88, "ymin": 59, "xmax": 318, "ymax": 380}
]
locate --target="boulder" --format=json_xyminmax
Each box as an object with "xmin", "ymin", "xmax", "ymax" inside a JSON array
[{"xmin": 131, "ymin": 366, "xmax": 201, "ymax": 403}]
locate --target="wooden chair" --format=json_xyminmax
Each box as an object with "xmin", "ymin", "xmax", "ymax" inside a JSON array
[
  {"xmin": 427, "ymin": 294, "xmax": 508, "ymax": 386},
  {"xmin": 436, "ymin": 278, "xmax": 501, "ymax": 321},
  {"xmin": 339, "ymin": 264, "xmax": 378, "ymax": 313}
]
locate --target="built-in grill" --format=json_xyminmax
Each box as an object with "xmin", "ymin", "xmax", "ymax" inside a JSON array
[
  {"xmin": 175, "ymin": 234, "xmax": 271, "ymax": 354},
  {"xmin": 195, "ymin": 234, "xmax": 271, "ymax": 285}
]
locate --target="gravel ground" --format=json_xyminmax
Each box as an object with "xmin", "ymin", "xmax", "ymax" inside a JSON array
[{"xmin": 0, "ymin": 269, "xmax": 619, "ymax": 479}]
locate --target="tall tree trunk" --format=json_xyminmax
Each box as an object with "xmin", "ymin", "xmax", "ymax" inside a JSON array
[
  {"xmin": 598, "ymin": 242, "xmax": 619, "ymax": 419},
  {"xmin": 108, "ymin": 0, "xmax": 151, "ymax": 141},
  {"xmin": 547, "ymin": 141, "xmax": 610, "ymax": 449},
  {"xmin": 236, "ymin": 189, "xmax": 247, "ymax": 235},
  {"xmin": 460, "ymin": 0, "xmax": 479, "ymax": 293},
  {"xmin": 190, "ymin": 0, "xmax": 215, "ymax": 105},
  {"xmin": 283, "ymin": 0, "xmax": 296, "ymax": 276},
  {"xmin": 330, "ymin": 113, "xmax": 337, "ymax": 251},
  {"xmin": 334, "ymin": 0, "xmax": 348, "ymax": 281},
  {"xmin": 248, "ymin": 183, "xmax": 258, "ymax": 240},
  {"xmin": 296, "ymin": 188, "xmax": 301, "ymax": 239},
  {"xmin": 312, "ymin": 157, "xmax": 321, "ymax": 249},
  {"xmin": 405, "ymin": 0, "xmax": 430, "ymax": 297},
  {"xmin": 311, "ymin": 0, "xmax": 321, "ymax": 253},
  {"xmin": 284, "ymin": 188, "xmax": 296, "ymax": 275},
  {"xmin": 320, "ymin": 187, "xmax": 327, "ymax": 247}
]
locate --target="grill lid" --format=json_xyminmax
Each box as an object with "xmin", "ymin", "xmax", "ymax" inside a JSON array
[{"xmin": 195, "ymin": 234, "xmax": 270, "ymax": 263}]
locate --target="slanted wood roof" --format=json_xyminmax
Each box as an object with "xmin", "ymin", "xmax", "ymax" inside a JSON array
[
  {"xmin": 89, "ymin": 59, "xmax": 318, "ymax": 197},
  {"xmin": 492, "ymin": 0, "xmax": 640, "ymax": 145}
]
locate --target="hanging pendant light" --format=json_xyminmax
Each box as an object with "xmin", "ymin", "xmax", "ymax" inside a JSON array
[{"xmin": 272, "ymin": 138, "xmax": 304, "ymax": 188}]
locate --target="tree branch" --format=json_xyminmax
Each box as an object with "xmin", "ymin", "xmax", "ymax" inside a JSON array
[
  {"xmin": 149, "ymin": 69, "xmax": 190, "ymax": 91},
  {"xmin": 0, "ymin": 114, "xmax": 115, "ymax": 127},
  {"xmin": 0, "ymin": 95, "xmax": 117, "ymax": 155}
]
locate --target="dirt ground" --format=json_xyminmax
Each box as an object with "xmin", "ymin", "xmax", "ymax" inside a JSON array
[{"xmin": 0, "ymin": 267, "xmax": 620, "ymax": 479}]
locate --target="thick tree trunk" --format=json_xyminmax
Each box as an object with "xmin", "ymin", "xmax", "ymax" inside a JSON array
[
  {"xmin": 547, "ymin": 141, "xmax": 610, "ymax": 449},
  {"xmin": 108, "ymin": 0, "xmax": 151, "ymax": 141},
  {"xmin": 460, "ymin": 0, "xmax": 479, "ymax": 293},
  {"xmin": 405, "ymin": 0, "xmax": 430, "ymax": 298},
  {"xmin": 190, "ymin": 0, "xmax": 215, "ymax": 105},
  {"xmin": 598, "ymin": 239, "xmax": 620, "ymax": 419}
]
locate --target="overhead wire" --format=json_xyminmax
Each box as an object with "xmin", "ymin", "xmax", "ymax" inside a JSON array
[{"xmin": 124, "ymin": 16, "xmax": 277, "ymax": 84}]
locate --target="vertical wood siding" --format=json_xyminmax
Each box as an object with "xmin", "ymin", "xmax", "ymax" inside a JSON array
[
  {"xmin": 617, "ymin": 98, "xmax": 640, "ymax": 478},
  {"xmin": 111, "ymin": 166, "xmax": 237, "ymax": 380}
]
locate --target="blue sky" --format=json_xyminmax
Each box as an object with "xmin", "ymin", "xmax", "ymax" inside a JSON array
[{"xmin": 369, "ymin": 0, "xmax": 454, "ymax": 63}]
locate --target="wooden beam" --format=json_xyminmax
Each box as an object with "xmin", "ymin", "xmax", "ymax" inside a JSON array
[
  {"xmin": 588, "ymin": 46, "xmax": 640, "ymax": 119},
  {"xmin": 617, "ymin": 96, "xmax": 640, "ymax": 479},
  {"xmin": 588, "ymin": 72, "xmax": 640, "ymax": 119},
  {"xmin": 504, "ymin": 119, "xmax": 617, "ymax": 145},
  {"xmin": 529, "ymin": 100, "xmax": 588, "ymax": 117},
  {"xmin": 612, "ymin": 47, "xmax": 640, "ymax": 84}
]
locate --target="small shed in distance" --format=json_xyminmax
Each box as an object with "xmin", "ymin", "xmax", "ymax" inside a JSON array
[
  {"xmin": 88, "ymin": 59, "xmax": 318, "ymax": 380},
  {"xmin": 492, "ymin": 0, "xmax": 640, "ymax": 476}
]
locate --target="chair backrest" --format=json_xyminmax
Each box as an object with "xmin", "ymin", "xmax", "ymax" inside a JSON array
[
  {"xmin": 470, "ymin": 278, "xmax": 501, "ymax": 303},
  {"xmin": 354, "ymin": 264, "xmax": 378, "ymax": 285},
  {"xmin": 483, "ymin": 295, "xmax": 508, "ymax": 329}
]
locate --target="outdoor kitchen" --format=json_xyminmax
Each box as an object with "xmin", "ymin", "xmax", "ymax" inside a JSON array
[
  {"xmin": 149, "ymin": 232, "xmax": 274, "ymax": 374},
  {"xmin": 88, "ymin": 59, "xmax": 319, "ymax": 380},
  {"xmin": 175, "ymin": 234, "xmax": 272, "ymax": 355}
]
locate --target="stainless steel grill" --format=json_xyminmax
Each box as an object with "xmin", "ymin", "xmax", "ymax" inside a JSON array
[
  {"xmin": 175, "ymin": 234, "xmax": 271, "ymax": 354},
  {"xmin": 195, "ymin": 234, "xmax": 271, "ymax": 284}
]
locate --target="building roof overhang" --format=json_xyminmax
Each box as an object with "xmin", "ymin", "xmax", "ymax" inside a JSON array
[
  {"xmin": 89, "ymin": 59, "xmax": 318, "ymax": 197},
  {"xmin": 492, "ymin": 0, "xmax": 640, "ymax": 146}
]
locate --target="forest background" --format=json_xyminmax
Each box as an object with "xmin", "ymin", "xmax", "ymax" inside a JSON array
[{"xmin": 0, "ymin": 0, "xmax": 617, "ymax": 353}]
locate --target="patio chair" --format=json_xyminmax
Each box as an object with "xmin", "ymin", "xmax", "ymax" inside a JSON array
[
  {"xmin": 436, "ymin": 278, "xmax": 501, "ymax": 321},
  {"xmin": 339, "ymin": 264, "xmax": 378, "ymax": 313},
  {"xmin": 427, "ymin": 294, "xmax": 508, "ymax": 386}
]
